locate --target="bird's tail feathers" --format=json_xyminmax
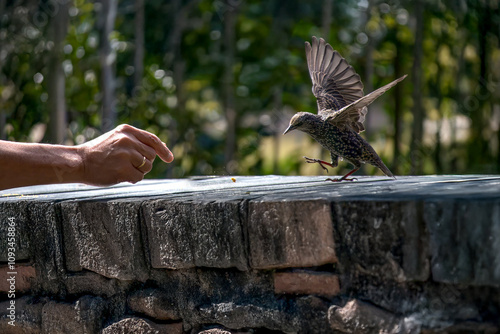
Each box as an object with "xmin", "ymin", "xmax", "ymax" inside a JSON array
[{"xmin": 377, "ymin": 160, "xmax": 395, "ymax": 179}]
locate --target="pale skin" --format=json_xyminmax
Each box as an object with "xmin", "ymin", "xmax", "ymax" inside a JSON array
[{"xmin": 0, "ymin": 124, "xmax": 174, "ymax": 191}]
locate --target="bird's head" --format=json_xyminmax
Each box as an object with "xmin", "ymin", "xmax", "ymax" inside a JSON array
[{"xmin": 283, "ymin": 112, "xmax": 318, "ymax": 135}]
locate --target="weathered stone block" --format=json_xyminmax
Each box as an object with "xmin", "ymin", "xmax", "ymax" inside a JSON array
[
  {"xmin": 274, "ymin": 271, "xmax": 340, "ymax": 297},
  {"xmin": 101, "ymin": 317, "xmax": 183, "ymax": 334},
  {"xmin": 0, "ymin": 264, "xmax": 36, "ymax": 293},
  {"xmin": 60, "ymin": 200, "xmax": 148, "ymax": 280},
  {"xmin": 198, "ymin": 328, "xmax": 253, "ymax": 334},
  {"xmin": 0, "ymin": 201, "xmax": 31, "ymax": 262},
  {"xmin": 248, "ymin": 200, "xmax": 336, "ymax": 269},
  {"xmin": 1, "ymin": 176, "xmax": 500, "ymax": 333},
  {"xmin": 198, "ymin": 329, "xmax": 233, "ymax": 334},
  {"xmin": 425, "ymin": 200, "xmax": 500, "ymax": 286},
  {"xmin": 27, "ymin": 202, "xmax": 66, "ymax": 295},
  {"xmin": 295, "ymin": 296, "xmax": 332, "ymax": 334},
  {"xmin": 0, "ymin": 296, "xmax": 45, "ymax": 334},
  {"xmin": 328, "ymin": 299, "xmax": 402, "ymax": 333},
  {"xmin": 128, "ymin": 288, "xmax": 181, "ymax": 321},
  {"xmin": 198, "ymin": 301, "xmax": 299, "ymax": 332},
  {"xmin": 64, "ymin": 271, "xmax": 118, "ymax": 297},
  {"xmin": 41, "ymin": 295, "xmax": 105, "ymax": 334},
  {"xmin": 332, "ymin": 201, "xmax": 429, "ymax": 282},
  {"xmin": 142, "ymin": 199, "xmax": 248, "ymax": 270},
  {"xmin": 420, "ymin": 321, "xmax": 500, "ymax": 333}
]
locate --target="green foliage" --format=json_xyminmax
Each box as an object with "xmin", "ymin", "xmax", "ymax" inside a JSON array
[{"xmin": 1, "ymin": 0, "xmax": 500, "ymax": 178}]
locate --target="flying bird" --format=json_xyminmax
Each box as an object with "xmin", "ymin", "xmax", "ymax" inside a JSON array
[{"xmin": 283, "ymin": 36, "xmax": 406, "ymax": 181}]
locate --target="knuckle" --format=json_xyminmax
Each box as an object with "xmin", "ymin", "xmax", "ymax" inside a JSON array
[
  {"xmin": 145, "ymin": 148, "xmax": 156, "ymax": 160},
  {"xmin": 114, "ymin": 148, "xmax": 130, "ymax": 161},
  {"xmin": 114, "ymin": 134, "xmax": 134, "ymax": 148},
  {"xmin": 116, "ymin": 124, "xmax": 132, "ymax": 132}
]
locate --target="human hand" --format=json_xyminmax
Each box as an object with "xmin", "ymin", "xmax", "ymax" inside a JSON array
[{"xmin": 77, "ymin": 124, "xmax": 174, "ymax": 186}]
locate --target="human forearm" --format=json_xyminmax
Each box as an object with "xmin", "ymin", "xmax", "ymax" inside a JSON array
[
  {"xmin": 0, "ymin": 124, "xmax": 174, "ymax": 191},
  {"xmin": 0, "ymin": 141, "xmax": 84, "ymax": 190}
]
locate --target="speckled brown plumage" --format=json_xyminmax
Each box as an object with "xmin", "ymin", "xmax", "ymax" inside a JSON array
[{"xmin": 284, "ymin": 36, "xmax": 407, "ymax": 181}]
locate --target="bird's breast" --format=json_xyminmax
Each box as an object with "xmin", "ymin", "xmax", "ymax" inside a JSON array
[{"xmin": 307, "ymin": 122, "xmax": 364, "ymax": 157}]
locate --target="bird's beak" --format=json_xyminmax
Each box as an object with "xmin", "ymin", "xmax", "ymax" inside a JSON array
[{"xmin": 283, "ymin": 124, "xmax": 295, "ymax": 135}]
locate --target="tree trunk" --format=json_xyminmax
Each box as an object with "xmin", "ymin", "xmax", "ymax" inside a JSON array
[
  {"xmin": 0, "ymin": 0, "xmax": 6, "ymax": 140},
  {"xmin": 392, "ymin": 37, "xmax": 403, "ymax": 175},
  {"xmin": 272, "ymin": 86, "xmax": 282, "ymax": 174},
  {"xmin": 97, "ymin": 0, "xmax": 118, "ymax": 132},
  {"xmin": 363, "ymin": 1, "xmax": 374, "ymax": 137},
  {"xmin": 410, "ymin": 0, "xmax": 424, "ymax": 174},
  {"xmin": 318, "ymin": 0, "xmax": 333, "ymax": 171},
  {"xmin": 133, "ymin": 0, "xmax": 145, "ymax": 90},
  {"xmin": 359, "ymin": 1, "xmax": 373, "ymax": 175},
  {"xmin": 170, "ymin": 0, "xmax": 187, "ymax": 116},
  {"xmin": 450, "ymin": 30, "xmax": 467, "ymax": 174},
  {"xmin": 163, "ymin": 0, "xmax": 190, "ymax": 176},
  {"xmin": 46, "ymin": 0, "xmax": 69, "ymax": 143},
  {"xmin": 223, "ymin": 2, "xmax": 238, "ymax": 170},
  {"xmin": 470, "ymin": 1, "xmax": 491, "ymax": 171},
  {"xmin": 321, "ymin": 0, "xmax": 332, "ymax": 40}
]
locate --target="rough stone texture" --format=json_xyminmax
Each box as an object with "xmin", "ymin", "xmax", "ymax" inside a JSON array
[
  {"xmin": 27, "ymin": 202, "xmax": 66, "ymax": 295},
  {"xmin": 60, "ymin": 200, "xmax": 148, "ymax": 280},
  {"xmin": 274, "ymin": 271, "xmax": 340, "ymax": 297},
  {"xmin": 0, "ymin": 201, "xmax": 31, "ymax": 262},
  {"xmin": 142, "ymin": 199, "xmax": 248, "ymax": 270},
  {"xmin": 197, "ymin": 301, "xmax": 300, "ymax": 332},
  {"xmin": 248, "ymin": 200, "xmax": 337, "ymax": 269},
  {"xmin": 328, "ymin": 299, "xmax": 404, "ymax": 333},
  {"xmin": 332, "ymin": 201, "xmax": 429, "ymax": 283},
  {"xmin": 64, "ymin": 271, "xmax": 118, "ymax": 297},
  {"xmin": 421, "ymin": 322, "xmax": 500, "ymax": 333},
  {"xmin": 425, "ymin": 200, "xmax": 500, "ymax": 286},
  {"xmin": 41, "ymin": 296, "xmax": 106, "ymax": 334},
  {"xmin": 197, "ymin": 328, "xmax": 253, "ymax": 334},
  {"xmin": 101, "ymin": 317, "xmax": 183, "ymax": 334},
  {"xmin": 0, "ymin": 201, "xmax": 63, "ymax": 294},
  {"xmin": 295, "ymin": 295, "xmax": 333, "ymax": 334},
  {"xmin": 0, "ymin": 176, "xmax": 499, "ymax": 333},
  {"xmin": 128, "ymin": 288, "xmax": 182, "ymax": 321},
  {"xmin": 198, "ymin": 329, "xmax": 233, "ymax": 334},
  {"xmin": 0, "ymin": 296, "xmax": 44, "ymax": 334},
  {"xmin": 0, "ymin": 264, "xmax": 36, "ymax": 293}
]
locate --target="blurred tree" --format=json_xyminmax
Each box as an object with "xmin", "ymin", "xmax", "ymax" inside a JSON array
[
  {"xmin": 222, "ymin": 0, "xmax": 239, "ymax": 172},
  {"xmin": 96, "ymin": 0, "xmax": 118, "ymax": 132},
  {"xmin": 322, "ymin": 0, "xmax": 333, "ymax": 40},
  {"xmin": 410, "ymin": 0, "xmax": 424, "ymax": 174},
  {"xmin": 0, "ymin": 0, "xmax": 6, "ymax": 140},
  {"xmin": 46, "ymin": 0, "xmax": 69, "ymax": 143},
  {"xmin": 2, "ymin": 0, "xmax": 500, "ymax": 179},
  {"xmin": 133, "ymin": 0, "xmax": 144, "ymax": 90}
]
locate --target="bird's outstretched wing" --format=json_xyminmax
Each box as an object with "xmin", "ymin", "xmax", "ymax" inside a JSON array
[
  {"xmin": 323, "ymin": 75, "xmax": 407, "ymax": 132},
  {"xmin": 306, "ymin": 36, "xmax": 364, "ymax": 113}
]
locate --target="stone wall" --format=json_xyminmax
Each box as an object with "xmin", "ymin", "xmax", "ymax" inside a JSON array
[{"xmin": 0, "ymin": 175, "xmax": 499, "ymax": 333}]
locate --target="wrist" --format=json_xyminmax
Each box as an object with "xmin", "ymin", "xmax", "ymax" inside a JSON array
[
  {"xmin": 71, "ymin": 145, "xmax": 87, "ymax": 184},
  {"xmin": 50, "ymin": 144, "xmax": 86, "ymax": 184}
]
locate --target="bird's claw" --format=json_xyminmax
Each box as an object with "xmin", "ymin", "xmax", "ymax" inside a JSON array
[
  {"xmin": 325, "ymin": 177, "xmax": 358, "ymax": 182},
  {"xmin": 303, "ymin": 156, "xmax": 329, "ymax": 172}
]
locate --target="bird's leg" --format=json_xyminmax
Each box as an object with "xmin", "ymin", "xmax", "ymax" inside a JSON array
[
  {"xmin": 326, "ymin": 167, "xmax": 359, "ymax": 182},
  {"xmin": 303, "ymin": 156, "xmax": 335, "ymax": 172}
]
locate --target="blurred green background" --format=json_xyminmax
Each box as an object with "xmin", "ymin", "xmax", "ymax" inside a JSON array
[{"xmin": 1, "ymin": 0, "xmax": 499, "ymax": 178}]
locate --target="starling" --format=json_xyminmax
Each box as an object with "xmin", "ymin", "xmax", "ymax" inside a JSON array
[{"xmin": 283, "ymin": 36, "xmax": 407, "ymax": 181}]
